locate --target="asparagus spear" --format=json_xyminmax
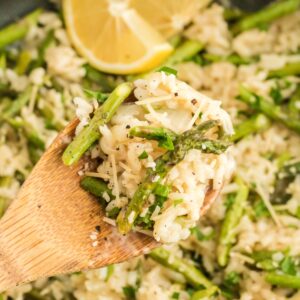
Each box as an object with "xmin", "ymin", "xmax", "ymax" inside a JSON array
[
  {"xmin": 80, "ymin": 176, "xmax": 113, "ymax": 205},
  {"xmin": 0, "ymin": 53, "xmax": 6, "ymax": 69},
  {"xmin": 84, "ymin": 64, "xmax": 117, "ymax": 92},
  {"xmin": 191, "ymin": 287, "xmax": 219, "ymax": 300},
  {"xmin": 117, "ymin": 121, "xmax": 230, "ymax": 234},
  {"xmin": 4, "ymin": 117, "xmax": 45, "ymax": 150},
  {"xmin": 1, "ymin": 86, "xmax": 32, "ymax": 120},
  {"xmin": 29, "ymin": 29, "xmax": 55, "ymax": 70},
  {"xmin": 165, "ymin": 39, "xmax": 204, "ymax": 66},
  {"xmin": 203, "ymin": 53, "xmax": 254, "ymax": 66},
  {"xmin": 62, "ymin": 82, "xmax": 133, "ymax": 166},
  {"xmin": 238, "ymin": 85, "xmax": 300, "ymax": 134},
  {"xmin": 0, "ymin": 9, "xmax": 42, "ymax": 49},
  {"xmin": 129, "ymin": 126, "xmax": 177, "ymax": 150},
  {"xmin": 149, "ymin": 247, "xmax": 216, "ymax": 289},
  {"xmin": 80, "ymin": 176, "xmax": 120, "ymax": 218},
  {"xmin": 231, "ymin": 0, "xmax": 300, "ymax": 35},
  {"xmin": 231, "ymin": 114, "xmax": 271, "ymax": 142},
  {"xmin": 268, "ymin": 62, "xmax": 300, "ymax": 78},
  {"xmin": 271, "ymin": 161, "xmax": 300, "ymax": 204},
  {"xmin": 223, "ymin": 7, "xmax": 248, "ymax": 21},
  {"xmin": 266, "ymin": 273, "xmax": 300, "ymax": 289},
  {"xmin": 15, "ymin": 50, "xmax": 32, "ymax": 75},
  {"xmin": 288, "ymin": 85, "xmax": 300, "ymax": 119},
  {"xmin": 217, "ymin": 177, "xmax": 249, "ymax": 267}
]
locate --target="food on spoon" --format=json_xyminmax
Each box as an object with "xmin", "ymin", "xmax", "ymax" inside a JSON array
[{"xmin": 63, "ymin": 71, "xmax": 234, "ymax": 242}]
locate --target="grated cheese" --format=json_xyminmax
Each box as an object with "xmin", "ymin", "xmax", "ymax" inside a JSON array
[
  {"xmin": 136, "ymin": 94, "xmax": 173, "ymax": 105},
  {"xmin": 85, "ymin": 171, "xmax": 111, "ymax": 180},
  {"xmin": 256, "ymin": 183, "xmax": 281, "ymax": 227},
  {"xmin": 110, "ymin": 154, "xmax": 120, "ymax": 202}
]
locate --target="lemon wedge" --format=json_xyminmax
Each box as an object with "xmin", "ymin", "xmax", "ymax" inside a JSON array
[
  {"xmin": 130, "ymin": 0, "xmax": 204, "ymax": 38},
  {"xmin": 63, "ymin": 0, "xmax": 173, "ymax": 74}
]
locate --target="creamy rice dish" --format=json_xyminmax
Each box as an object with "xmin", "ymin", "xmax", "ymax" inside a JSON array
[{"xmin": 1, "ymin": 1, "xmax": 300, "ymax": 299}]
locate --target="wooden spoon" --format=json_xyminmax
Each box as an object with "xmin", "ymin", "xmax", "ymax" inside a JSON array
[{"xmin": 0, "ymin": 119, "xmax": 221, "ymax": 292}]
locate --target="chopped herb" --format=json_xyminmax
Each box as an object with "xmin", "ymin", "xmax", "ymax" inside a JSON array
[
  {"xmin": 224, "ymin": 193, "xmax": 235, "ymax": 209},
  {"xmin": 221, "ymin": 272, "xmax": 241, "ymax": 300},
  {"xmin": 122, "ymin": 285, "xmax": 136, "ymax": 300},
  {"xmin": 269, "ymin": 84, "xmax": 283, "ymax": 105},
  {"xmin": 191, "ymin": 54, "xmax": 205, "ymax": 66},
  {"xmin": 153, "ymin": 184, "xmax": 170, "ymax": 198},
  {"xmin": 129, "ymin": 126, "xmax": 176, "ymax": 151},
  {"xmin": 254, "ymin": 199, "xmax": 270, "ymax": 218},
  {"xmin": 224, "ymin": 272, "xmax": 241, "ymax": 286},
  {"xmin": 280, "ymin": 257, "xmax": 297, "ymax": 276},
  {"xmin": 138, "ymin": 151, "xmax": 148, "ymax": 160},
  {"xmin": 190, "ymin": 226, "xmax": 215, "ymax": 241},
  {"xmin": 171, "ymin": 292, "xmax": 180, "ymax": 299},
  {"xmin": 84, "ymin": 88, "xmax": 109, "ymax": 103},
  {"xmin": 158, "ymin": 66, "xmax": 178, "ymax": 76},
  {"xmin": 107, "ymin": 207, "xmax": 120, "ymax": 218}
]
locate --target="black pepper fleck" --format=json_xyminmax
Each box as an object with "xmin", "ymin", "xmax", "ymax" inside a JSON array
[
  {"xmin": 95, "ymin": 225, "xmax": 101, "ymax": 232},
  {"xmin": 126, "ymin": 125, "xmax": 131, "ymax": 129},
  {"xmin": 191, "ymin": 99, "xmax": 197, "ymax": 105}
]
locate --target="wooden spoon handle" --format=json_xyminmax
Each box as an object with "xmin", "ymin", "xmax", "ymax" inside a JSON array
[{"xmin": 0, "ymin": 119, "xmax": 158, "ymax": 292}]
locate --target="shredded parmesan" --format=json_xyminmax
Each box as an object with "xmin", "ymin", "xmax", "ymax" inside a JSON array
[
  {"xmin": 110, "ymin": 154, "xmax": 120, "ymax": 201},
  {"xmin": 135, "ymin": 94, "xmax": 173, "ymax": 105},
  {"xmin": 186, "ymin": 101, "xmax": 203, "ymax": 130},
  {"xmin": 230, "ymin": 252, "xmax": 255, "ymax": 264},
  {"xmin": 119, "ymin": 161, "xmax": 132, "ymax": 172},
  {"xmin": 103, "ymin": 217, "xmax": 116, "ymax": 226},
  {"xmin": 85, "ymin": 171, "xmax": 111, "ymax": 180},
  {"xmin": 256, "ymin": 183, "xmax": 281, "ymax": 227}
]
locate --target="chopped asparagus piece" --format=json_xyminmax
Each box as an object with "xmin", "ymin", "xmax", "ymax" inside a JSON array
[
  {"xmin": 0, "ymin": 9, "xmax": 42, "ymax": 49},
  {"xmin": 15, "ymin": 50, "xmax": 32, "ymax": 75},
  {"xmin": 288, "ymin": 85, "xmax": 300, "ymax": 119},
  {"xmin": 80, "ymin": 176, "xmax": 114, "ymax": 204},
  {"xmin": 231, "ymin": 0, "xmax": 300, "ymax": 35},
  {"xmin": 149, "ymin": 247, "xmax": 216, "ymax": 289},
  {"xmin": 62, "ymin": 82, "xmax": 133, "ymax": 166},
  {"xmin": 271, "ymin": 161, "xmax": 300, "ymax": 204},
  {"xmin": 191, "ymin": 287, "xmax": 219, "ymax": 300},
  {"xmin": 266, "ymin": 273, "xmax": 300, "ymax": 289},
  {"xmin": 165, "ymin": 40, "xmax": 204, "ymax": 65},
  {"xmin": 30, "ymin": 29, "xmax": 55, "ymax": 70},
  {"xmin": 217, "ymin": 177, "xmax": 249, "ymax": 267},
  {"xmin": 203, "ymin": 53, "xmax": 254, "ymax": 66},
  {"xmin": 129, "ymin": 126, "xmax": 177, "ymax": 150},
  {"xmin": 223, "ymin": 7, "xmax": 248, "ymax": 21},
  {"xmin": 231, "ymin": 114, "xmax": 271, "ymax": 142},
  {"xmin": 1, "ymin": 86, "xmax": 32, "ymax": 119},
  {"xmin": 268, "ymin": 62, "xmax": 300, "ymax": 78},
  {"xmin": 238, "ymin": 85, "xmax": 300, "ymax": 134},
  {"xmin": 84, "ymin": 64, "xmax": 118, "ymax": 92},
  {"xmin": 0, "ymin": 53, "xmax": 6, "ymax": 69}
]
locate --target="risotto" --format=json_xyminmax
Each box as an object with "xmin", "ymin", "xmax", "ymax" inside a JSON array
[{"xmin": 0, "ymin": 1, "xmax": 300, "ymax": 300}]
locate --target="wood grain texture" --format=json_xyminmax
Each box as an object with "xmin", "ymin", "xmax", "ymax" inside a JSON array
[{"xmin": 0, "ymin": 119, "xmax": 220, "ymax": 292}]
